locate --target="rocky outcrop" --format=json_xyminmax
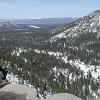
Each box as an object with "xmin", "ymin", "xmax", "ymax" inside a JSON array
[
  {"xmin": 0, "ymin": 66, "xmax": 7, "ymax": 80},
  {"xmin": 0, "ymin": 84, "xmax": 83, "ymax": 100},
  {"xmin": 46, "ymin": 93, "xmax": 82, "ymax": 100},
  {"xmin": 0, "ymin": 84, "xmax": 37, "ymax": 100}
]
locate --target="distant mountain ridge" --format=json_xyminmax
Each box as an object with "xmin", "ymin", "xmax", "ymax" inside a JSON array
[
  {"xmin": 0, "ymin": 21, "xmax": 18, "ymax": 29},
  {"xmin": 0, "ymin": 17, "xmax": 76, "ymax": 26},
  {"xmin": 13, "ymin": 17, "xmax": 76, "ymax": 25}
]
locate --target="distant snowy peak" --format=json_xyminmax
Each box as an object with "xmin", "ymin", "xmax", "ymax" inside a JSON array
[{"xmin": 50, "ymin": 10, "xmax": 100, "ymax": 41}]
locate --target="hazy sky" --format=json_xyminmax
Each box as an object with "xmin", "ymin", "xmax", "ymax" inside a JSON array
[{"xmin": 0, "ymin": 0, "xmax": 100, "ymax": 19}]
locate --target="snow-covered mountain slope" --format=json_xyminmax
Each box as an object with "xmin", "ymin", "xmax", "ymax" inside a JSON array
[{"xmin": 50, "ymin": 10, "xmax": 100, "ymax": 42}]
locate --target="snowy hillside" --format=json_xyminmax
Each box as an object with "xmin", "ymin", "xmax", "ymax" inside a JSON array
[{"xmin": 51, "ymin": 10, "xmax": 100, "ymax": 42}]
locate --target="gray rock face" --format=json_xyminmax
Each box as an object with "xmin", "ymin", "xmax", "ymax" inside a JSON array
[
  {"xmin": 0, "ymin": 84, "xmax": 37, "ymax": 100},
  {"xmin": 0, "ymin": 92, "xmax": 26, "ymax": 100},
  {"xmin": 47, "ymin": 93, "xmax": 82, "ymax": 100}
]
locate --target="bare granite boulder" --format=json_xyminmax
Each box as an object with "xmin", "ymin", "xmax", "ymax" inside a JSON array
[
  {"xmin": 0, "ymin": 84, "xmax": 37, "ymax": 100},
  {"xmin": 47, "ymin": 93, "xmax": 82, "ymax": 100}
]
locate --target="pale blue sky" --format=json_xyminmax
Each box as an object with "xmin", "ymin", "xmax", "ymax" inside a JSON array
[{"xmin": 0, "ymin": 0, "xmax": 99, "ymax": 19}]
